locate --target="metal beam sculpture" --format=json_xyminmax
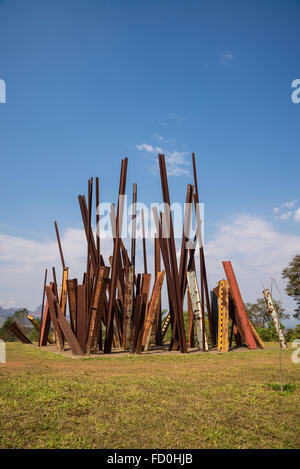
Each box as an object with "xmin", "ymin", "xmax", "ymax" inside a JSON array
[{"xmin": 263, "ymin": 289, "xmax": 287, "ymax": 349}]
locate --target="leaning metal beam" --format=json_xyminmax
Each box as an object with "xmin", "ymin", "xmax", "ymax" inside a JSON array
[
  {"xmin": 27, "ymin": 315, "xmax": 53, "ymax": 344},
  {"xmin": 263, "ymin": 289, "xmax": 287, "ymax": 349},
  {"xmin": 47, "ymin": 288, "xmax": 84, "ymax": 355},
  {"xmin": 222, "ymin": 261, "xmax": 258, "ymax": 349},
  {"xmin": 45, "ymin": 286, "xmax": 64, "ymax": 351},
  {"xmin": 9, "ymin": 322, "xmax": 32, "ymax": 344}
]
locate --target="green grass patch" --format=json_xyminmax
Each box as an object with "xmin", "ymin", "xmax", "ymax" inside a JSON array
[
  {"xmin": 265, "ymin": 383, "xmax": 297, "ymax": 395},
  {"xmin": 0, "ymin": 342, "xmax": 299, "ymax": 449}
]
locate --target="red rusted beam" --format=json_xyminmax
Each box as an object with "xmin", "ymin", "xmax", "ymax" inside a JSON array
[
  {"xmin": 222, "ymin": 261, "xmax": 257, "ymax": 349},
  {"xmin": 46, "ymin": 287, "xmax": 84, "ymax": 355},
  {"xmin": 54, "ymin": 221, "xmax": 65, "ymax": 269},
  {"xmin": 86, "ymin": 266, "xmax": 110, "ymax": 354},
  {"xmin": 154, "ymin": 236, "xmax": 162, "ymax": 346},
  {"xmin": 9, "ymin": 322, "xmax": 32, "ymax": 344},
  {"xmin": 38, "ymin": 268, "xmax": 48, "ymax": 346}
]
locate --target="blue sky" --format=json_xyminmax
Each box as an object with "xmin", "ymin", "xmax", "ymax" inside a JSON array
[{"xmin": 0, "ymin": 0, "xmax": 299, "ymax": 323}]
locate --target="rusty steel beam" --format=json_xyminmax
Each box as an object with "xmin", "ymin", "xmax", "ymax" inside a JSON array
[
  {"xmin": 39, "ymin": 282, "xmax": 57, "ymax": 346},
  {"xmin": 123, "ymin": 264, "xmax": 134, "ymax": 349},
  {"xmin": 9, "ymin": 322, "xmax": 32, "ymax": 344},
  {"xmin": 78, "ymin": 195, "xmax": 98, "ymax": 273},
  {"xmin": 179, "ymin": 184, "xmax": 193, "ymax": 301},
  {"xmin": 45, "ymin": 286, "xmax": 64, "ymax": 350},
  {"xmin": 158, "ymin": 154, "xmax": 187, "ymax": 353},
  {"xmin": 76, "ymin": 284, "xmax": 87, "ymax": 352},
  {"xmin": 141, "ymin": 208, "xmax": 147, "ymax": 274},
  {"xmin": 131, "ymin": 183, "xmax": 137, "ymax": 270},
  {"xmin": 54, "ymin": 221, "xmax": 65, "ymax": 269},
  {"xmin": 39, "ymin": 269, "xmax": 48, "ymax": 346},
  {"xmin": 154, "ymin": 236, "xmax": 162, "ymax": 346},
  {"xmin": 249, "ymin": 319, "xmax": 265, "ymax": 349},
  {"xmin": 86, "ymin": 266, "xmax": 110, "ymax": 354},
  {"xmin": 152, "ymin": 207, "xmax": 180, "ymax": 348},
  {"xmin": 104, "ymin": 157, "xmax": 128, "ymax": 353},
  {"xmin": 60, "ymin": 267, "xmax": 68, "ymax": 314},
  {"xmin": 222, "ymin": 261, "xmax": 258, "ymax": 349},
  {"xmin": 27, "ymin": 314, "xmax": 53, "ymax": 344},
  {"xmin": 46, "ymin": 288, "xmax": 84, "ymax": 355},
  {"xmin": 192, "ymin": 153, "xmax": 215, "ymax": 347},
  {"xmin": 67, "ymin": 278, "xmax": 77, "ymax": 334},
  {"xmin": 135, "ymin": 273, "xmax": 152, "ymax": 353},
  {"xmin": 143, "ymin": 271, "xmax": 165, "ymax": 351}
]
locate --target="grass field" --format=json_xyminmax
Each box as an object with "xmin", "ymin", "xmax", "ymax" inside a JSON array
[{"xmin": 0, "ymin": 342, "xmax": 299, "ymax": 449}]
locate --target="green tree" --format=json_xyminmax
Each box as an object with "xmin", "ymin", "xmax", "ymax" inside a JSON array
[
  {"xmin": 282, "ymin": 254, "xmax": 300, "ymax": 319},
  {"xmin": 245, "ymin": 298, "xmax": 289, "ymax": 328},
  {"xmin": 0, "ymin": 308, "xmax": 31, "ymax": 342},
  {"xmin": 285, "ymin": 324, "xmax": 300, "ymax": 342}
]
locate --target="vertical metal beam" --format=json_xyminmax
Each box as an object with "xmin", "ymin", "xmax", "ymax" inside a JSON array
[
  {"xmin": 131, "ymin": 183, "xmax": 137, "ymax": 271},
  {"xmin": 154, "ymin": 236, "xmax": 162, "ymax": 346},
  {"xmin": 143, "ymin": 271, "xmax": 165, "ymax": 351},
  {"xmin": 123, "ymin": 264, "xmax": 134, "ymax": 349},
  {"xmin": 104, "ymin": 158, "xmax": 128, "ymax": 353},
  {"xmin": 86, "ymin": 266, "xmax": 110, "ymax": 354},
  {"xmin": 187, "ymin": 270, "xmax": 208, "ymax": 350},
  {"xmin": 141, "ymin": 208, "xmax": 147, "ymax": 274},
  {"xmin": 217, "ymin": 279, "xmax": 229, "ymax": 352},
  {"xmin": 158, "ymin": 154, "xmax": 187, "ymax": 353},
  {"xmin": 192, "ymin": 153, "xmax": 215, "ymax": 346}
]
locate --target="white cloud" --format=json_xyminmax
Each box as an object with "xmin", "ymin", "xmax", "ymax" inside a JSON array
[
  {"xmin": 273, "ymin": 199, "xmax": 299, "ymax": 221},
  {"xmin": 219, "ymin": 51, "xmax": 233, "ymax": 64},
  {"xmin": 282, "ymin": 199, "xmax": 297, "ymax": 209},
  {"xmin": 165, "ymin": 150, "xmax": 189, "ymax": 176},
  {"xmin": 136, "ymin": 143, "xmax": 155, "ymax": 153},
  {"xmin": 278, "ymin": 211, "xmax": 292, "ymax": 220},
  {"xmin": 294, "ymin": 207, "xmax": 300, "ymax": 222},
  {"xmin": 136, "ymin": 143, "xmax": 190, "ymax": 177},
  {"xmin": 0, "ymin": 228, "xmax": 113, "ymax": 310}
]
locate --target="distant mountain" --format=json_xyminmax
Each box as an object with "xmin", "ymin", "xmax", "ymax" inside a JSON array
[
  {"xmin": 0, "ymin": 304, "xmax": 41, "ymax": 326},
  {"xmin": 34, "ymin": 304, "xmax": 42, "ymax": 315},
  {"xmin": 0, "ymin": 306, "xmax": 16, "ymax": 319}
]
